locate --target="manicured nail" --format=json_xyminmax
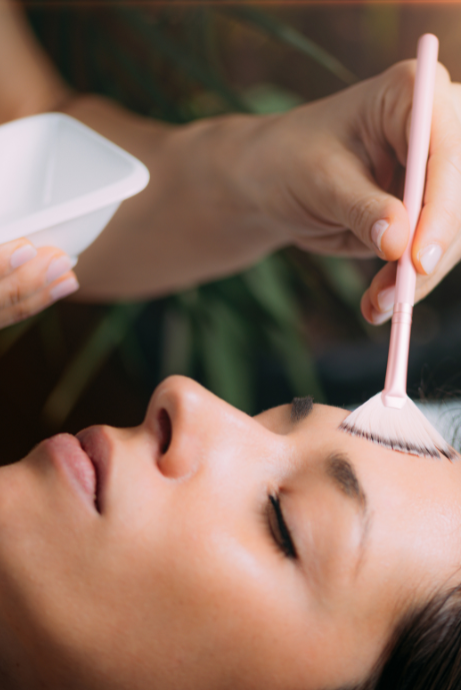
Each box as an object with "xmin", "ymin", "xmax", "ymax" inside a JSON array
[
  {"xmin": 50, "ymin": 276, "xmax": 79, "ymax": 302},
  {"xmin": 377, "ymin": 286, "xmax": 395, "ymax": 313},
  {"xmin": 10, "ymin": 244, "xmax": 37, "ymax": 269},
  {"xmin": 418, "ymin": 244, "xmax": 442, "ymax": 275},
  {"xmin": 371, "ymin": 220, "xmax": 389, "ymax": 252},
  {"xmin": 371, "ymin": 307, "xmax": 393, "ymax": 325},
  {"xmin": 46, "ymin": 255, "xmax": 73, "ymax": 285}
]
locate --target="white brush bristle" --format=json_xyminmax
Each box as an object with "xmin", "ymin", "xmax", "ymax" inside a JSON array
[{"xmin": 340, "ymin": 392, "xmax": 457, "ymax": 460}]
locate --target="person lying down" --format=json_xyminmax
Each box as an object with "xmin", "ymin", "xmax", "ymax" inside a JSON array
[
  {"xmin": 4, "ymin": 3, "xmax": 461, "ymax": 687},
  {"xmin": 1, "ymin": 374, "xmax": 460, "ymax": 690}
]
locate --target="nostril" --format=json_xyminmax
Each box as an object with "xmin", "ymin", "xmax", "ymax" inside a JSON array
[{"xmin": 157, "ymin": 408, "xmax": 172, "ymax": 453}]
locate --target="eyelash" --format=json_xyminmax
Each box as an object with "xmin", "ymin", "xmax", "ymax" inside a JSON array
[{"xmin": 267, "ymin": 494, "xmax": 297, "ymax": 560}]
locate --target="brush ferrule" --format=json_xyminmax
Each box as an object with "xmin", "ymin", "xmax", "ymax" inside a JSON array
[
  {"xmin": 383, "ymin": 303, "xmax": 413, "ymax": 404},
  {"xmin": 381, "ymin": 391, "xmax": 407, "ymax": 409},
  {"xmin": 391, "ymin": 303, "xmax": 413, "ymax": 325}
]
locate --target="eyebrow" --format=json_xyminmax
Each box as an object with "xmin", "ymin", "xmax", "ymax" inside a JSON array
[
  {"xmin": 289, "ymin": 400, "xmax": 366, "ymax": 509},
  {"xmin": 289, "ymin": 398, "xmax": 369, "ymax": 551},
  {"xmin": 325, "ymin": 453, "xmax": 367, "ymax": 510},
  {"xmin": 291, "ymin": 396, "xmax": 314, "ymax": 422},
  {"xmin": 325, "ymin": 454, "xmax": 370, "ymax": 578}
]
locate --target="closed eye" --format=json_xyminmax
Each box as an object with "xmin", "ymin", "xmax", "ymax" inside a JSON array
[{"xmin": 267, "ymin": 494, "xmax": 297, "ymax": 560}]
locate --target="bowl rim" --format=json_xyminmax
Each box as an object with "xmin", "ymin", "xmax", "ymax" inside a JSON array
[{"xmin": 0, "ymin": 112, "xmax": 150, "ymax": 242}]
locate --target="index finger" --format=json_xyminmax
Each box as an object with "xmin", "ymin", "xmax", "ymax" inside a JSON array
[{"xmin": 411, "ymin": 73, "xmax": 461, "ymax": 276}]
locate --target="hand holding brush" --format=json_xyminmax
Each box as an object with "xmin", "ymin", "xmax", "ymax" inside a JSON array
[{"xmin": 341, "ymin": 34, "xmax": 456, "ymax": 460}]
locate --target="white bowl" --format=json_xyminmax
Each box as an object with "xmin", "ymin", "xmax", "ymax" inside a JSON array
[{"xmin": 0, "ymin": 113, "xmax": 150, "ymax": 263}]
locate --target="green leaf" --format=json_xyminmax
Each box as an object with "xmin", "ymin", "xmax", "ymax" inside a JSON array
[
  {"xmin": 115, "ymin": 7, "xmax": 251, "ymax": 114},
  {"xmin": 313, "ymin": 256, "xmax": 367, "ymax": 312},
  {"xmin": 118, "ymin": 329, "xmax": 150, "ymax": 383},
  {"xmin": 98, "ymin": 30, "xmax": 186, "ymax": 122},
  {"xmin": 220, "ymin": 6, "xmax": 358, "ymax": 86},
  {"xmin": 197, "ymin": 299, "xmax": 254, "ymax": 412},
  {"xmin": 242, "ymin": 255, "xmax": 300, "ymax": 328},
  {"xmin": 160, "ymin": 305, "xmax": 194, "ymax": 378},
  {"xmin": 242, "ymin": 83, "xmax": 304, "ymax": 115},
  {"xmin": 267, "ymin": 326, "xmax": 325, "ymax": 402}
]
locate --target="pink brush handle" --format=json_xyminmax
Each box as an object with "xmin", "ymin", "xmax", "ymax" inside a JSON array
[{"xmin": 382, "ymin": 34, "xmax": 439, "ymax": 408}]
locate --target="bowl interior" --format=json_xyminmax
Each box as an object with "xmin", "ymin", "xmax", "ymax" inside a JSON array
[{"xmin": 0, "ymin": 114, "xmax": 134, "ymax": 228}]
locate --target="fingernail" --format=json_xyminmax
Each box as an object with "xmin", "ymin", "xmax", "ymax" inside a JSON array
[
  {"xmin": 418, "ymin": 244, "xmax": 442, "ymax": 275},
  {"xmin": 377, "ymin": 286, "xmax": 396, "ymax": 312},
  {"xmin": 50, "ymin": 276, "xmax": 79, "ymax": 302},
  {"xmin": 371, "ymin": 307, "xmax": 393, "ymax": 325},
  {"xmin": 46, "ymin": 255, "xmax": 73, "ymax": 285},
  {"xmin": 10, "ymin": 244, "xmax": 37, "ymax": 269},
  {"xmin": 371, "ymin": 220, "xmax": 389, "ymax": 252}
]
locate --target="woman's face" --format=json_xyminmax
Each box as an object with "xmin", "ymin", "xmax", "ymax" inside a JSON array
[{"xmin": 1, "ymin": 376, "xmax": 461, "ymax": 690}]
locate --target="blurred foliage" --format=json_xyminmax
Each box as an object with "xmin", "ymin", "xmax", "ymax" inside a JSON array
[
  {"xmin": 0, "ymin": 0, "xmax": 368, "ymax": 426},
  {"xmin": 221, "ymin": 5, "xmax": 358, "ymax": 86}
]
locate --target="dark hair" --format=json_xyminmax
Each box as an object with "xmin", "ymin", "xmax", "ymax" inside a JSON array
[{"xmin": 348, "ymin": 584, "xmax": 461, "ymax": 690}]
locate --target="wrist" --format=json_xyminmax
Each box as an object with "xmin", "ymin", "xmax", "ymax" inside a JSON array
[
  {"xmin": 61, "ymin": 99, "xmax": 290, "ymax": 296},
  {"xmin": 166, "ymin": 113, "xmax": 288, "ymax": 257}
]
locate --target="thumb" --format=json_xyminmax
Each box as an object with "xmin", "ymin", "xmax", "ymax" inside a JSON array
[{"xmin": 324, "ymin": 150, "xmax": 410, "ymax": 261}]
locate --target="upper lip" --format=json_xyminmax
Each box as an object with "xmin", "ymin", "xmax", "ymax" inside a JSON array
[{"xmin": 76, "ymin": 427, "xmax": 110, "ymax": 513}]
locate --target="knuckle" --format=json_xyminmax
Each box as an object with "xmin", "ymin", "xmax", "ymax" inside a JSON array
[
  {"xmin": 390, "ymin": 61, "xmax": 449, "ymax": 100},
  {"xmin": 387, "ymin": 60, "xmax": 416, "ymax": 88},
  {"xmin": 6, "ymin": 282, "xmax": 22, "ymax": 308},
  {"xmin": 347, "ymin": 195, "xmax": 378, "ymax": 239}
]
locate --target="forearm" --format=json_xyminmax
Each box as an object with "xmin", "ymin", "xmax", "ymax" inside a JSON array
[
  {"xmin": 62, "ymin": 95, "xmax": 285, "ymax": 300},
  {"xmin": 0, "ymin": 0, "xmax": 70, "ymax": 122}
]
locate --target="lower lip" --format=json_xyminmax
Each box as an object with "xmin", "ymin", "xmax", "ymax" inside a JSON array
[{"xmin": 44, "ymin": 434, "xmax": 97, "ymax": 509}]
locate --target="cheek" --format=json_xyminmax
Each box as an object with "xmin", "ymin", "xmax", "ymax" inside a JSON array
[
  {"xmin": 142, "ymin": 510, "xmax": 315, "ymax": 683},
  {"xmin": 0, "ymin": 461, "xmax": 92, "ymax": 601},
  {"xmin": 106, "ymin": 494, "xmax": 292, "ymax": 662}
]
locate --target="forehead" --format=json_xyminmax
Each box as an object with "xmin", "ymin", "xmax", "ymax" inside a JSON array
[
  {"xmin": 292, "ymin": 405, "xmax": 461, "ymax": 529},
  {"xmin": 257, "ymin": 401, "xmax": 461, "ymax": 514},
  {"xmin": 288, "ymin": 402, "xmax": 455, "ymax": 474},
  {"xmin": 289, "ymin": 404, "xmax": 461, "ymax": 558}
]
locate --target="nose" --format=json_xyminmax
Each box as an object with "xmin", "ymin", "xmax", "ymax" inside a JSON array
[{"xmin": 144, "ymin": 375, "xmax": 247, "ymax": 479}]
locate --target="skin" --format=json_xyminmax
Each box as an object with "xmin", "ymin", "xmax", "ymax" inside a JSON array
[
  {"xmin": 2, "ymin": 0, "xmax": 461, "ymax": 326},
  {"xmin": 1, "ymin": 375, "xmax": 461, "ymax": 690},
  {"xmin": 1, "ymin": 5, "xmax": 461, "ymax": 687}
]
